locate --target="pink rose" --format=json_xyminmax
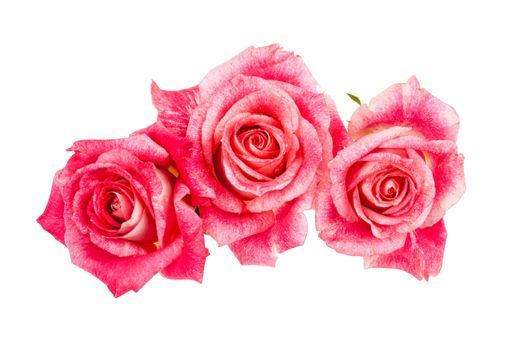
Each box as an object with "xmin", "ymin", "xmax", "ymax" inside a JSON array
[
  {"xmin": 37, "ymin": 135, "xmax": 208, "ymax": 296},
  {"xmin": 317, "ymin": 77, "xmax": 465, "ymax": 279},
  {"xmin": 148, "ymin": 44, "xmax": 347, "ymax": 265}
]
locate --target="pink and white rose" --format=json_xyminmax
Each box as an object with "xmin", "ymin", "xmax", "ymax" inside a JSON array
[
  {"xmin": 37, "ymin": 135, "xmax": 208, "ymax": 296},
  {"xmin": 148, "ymin": 45, "xmax": 347, "ymax": 265},
  {"xmin": 316, "ymin": 77, "xmax": 465, "ymax": 279}
]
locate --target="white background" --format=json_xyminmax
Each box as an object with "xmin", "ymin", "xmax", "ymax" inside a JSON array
[{"xmin": 1, "ymin": 1, "xmax": 523, "ymax": 349}]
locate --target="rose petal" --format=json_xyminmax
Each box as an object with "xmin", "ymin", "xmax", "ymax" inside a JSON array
[
  {"xmin": 346, "ymin": 152, "xmax": 413, "ymax": 191},
  {"xmin": 161, "ymin": 181, "xmax": 209, "ymax": 282},
  {"xmin": 68, "ymin": 134, "xmax": 171, "ymax": 167},
  {"xmin": 199, "ymin": 44, "xmax": 319, "ymax": 99},
  {"xmin": 37, "ymin": 175, "xmax": 66, "ymax": 244},
  {"xmin": 87, "ymin": 229, "xmax": 155, "ymax": 258},
  {"xmin": 161, "ymin": 231, "xmax": 208, "ymax": 283},
  {"xmin": 201, "ymin": 206, "xmax": 276, "ymax": 246},
  {"xmin": 364, "ymin": 219, "xmax": 448, "ymax": 280},
  {"xmin": 65, "ymin": 220, "xmax": 184, "ymax": 297},
  {"xmin": 148, "ymin": 167, "xmax": 175, "ymax": 245},
  {"xmin": 118, "ymin": 199, "xmax": 157, "ymax": 242},
  {"xmin": 135, "ymin": 121, "xmax": 194, "ymax": 162},
  {"xmin": 151, "ymin": 82, "xmax": 199, "ymax": 138},
  {"xmin": 348, "ymin": 76, "xmax": 460, "ymax": 142},
  {"xmin": 380, "ymin": 136, "xmax": 457, "ymax": 154},
  {"xmin": 229, "ymin": 185, "xmax": 314, "ymax": 266},
  {"xmin": 423, "ymin": 153, "xmax": 466, "ymax": 226}
]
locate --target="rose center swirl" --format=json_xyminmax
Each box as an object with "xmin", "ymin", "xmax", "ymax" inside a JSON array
[
  {"xmin": 237, "ymin": 125, "xmax": 280, "ymax": 159},
  {"xmin": 105, "ymin": 191, "xmax": 133, "ymax": 223},
  {"xmin": 352, "ymin": 166, "xmax": 415, "ymax": 216}
]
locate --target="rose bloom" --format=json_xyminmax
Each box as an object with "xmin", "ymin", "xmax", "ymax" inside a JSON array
[
  {"xmin": 146, "ymin": 45, "xmax": 347, "ymax": 265},
  {"xmin": 37, "ymin": 135, "xmax": 208, "ymax": 296},
  {"xmin": 316, "ymin": 77, "xmax": 465, "ymax": 279}
]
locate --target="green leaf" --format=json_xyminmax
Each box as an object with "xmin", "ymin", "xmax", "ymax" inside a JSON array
[{"xmin": 346, "ymin": 93, "xmax": 361, "ymax": 105}]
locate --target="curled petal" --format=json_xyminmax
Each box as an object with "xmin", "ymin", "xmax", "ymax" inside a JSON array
[
  {"xmin": 151, "ymin": 82, "xmax": 199, "ymax": 138},
  {"xmin": 217, "ymin": 146, "xmax": 302, "ymax": 199},
  {"xmin": 68, "ymin": 134, "xmax": 171, "ymax": 168},
  {"xmin": 161, "ymin": 181, "xmax": 208, "ymax": 282},
  {"xmin": 201, "ymin": 206, "xmax": 275, "ymax": 246},
  {"xmin": 135, "ymin": 121, "xmax": 194, "ymax": 162},
  {"xmin": 87, "ymin": 230, "xmax": 155, "ymax": 258},
  {"xmin": 423, "ymin": 153, "xmax": 466, "ymax": 226}
]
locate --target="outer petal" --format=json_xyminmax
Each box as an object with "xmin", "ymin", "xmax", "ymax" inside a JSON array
[
  {"xmin": 349, "ymin": 77, "xmax": 460, "ymax": 142},
  {"xmin": 161, "ymin": 181, "xmax": 209, "ymax": 282},
  {"xmin": 65, "ymin": 223, "xmax": 184, "ymax": 297},
  {"xmin": 364, "ymin": 219, "xmax": 448, "ymax": 280},
  {"xmin": 201, "ymin": 206, "xmax": 275, "ymax": 246},
  {"xmin": 67, "ymin": 134, "xmax": 171, "ymax": 169},
  {"xmin": 152, "ymin": 82, "xmax": 199, "ymax": 138},
  {"xmin": 37, "ymin": 175, "xmax": 66, "ymax": 244},
  {"xmin": 162, "ymin": 230, "xmax": 207, "ymax": 282},
  {"xmin": 229, "ymin": 184, "xmax": 314, "ymax": 266},
  {"xmin": 199, "ymin": 44, "xmax": 319, "ymax": 99},
  {"xmin": 423, "ymin": 153, "xmax": 466, "ymax": 226}
]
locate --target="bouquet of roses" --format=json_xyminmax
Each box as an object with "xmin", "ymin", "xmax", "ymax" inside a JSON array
[{"xmin": 38, "ymin": 44, "xmax": 465, "ymax": 296}]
